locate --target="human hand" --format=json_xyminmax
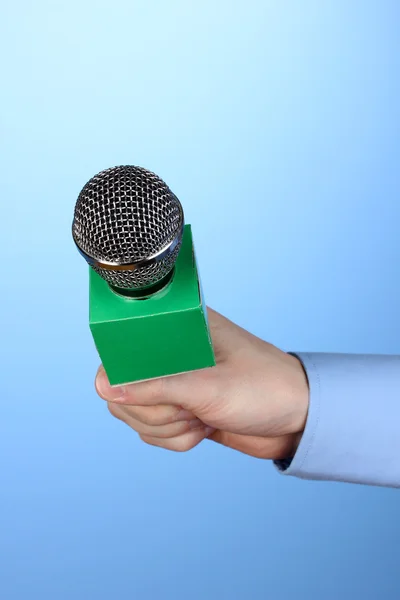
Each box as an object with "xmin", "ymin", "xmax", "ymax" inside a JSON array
[{"xmin": 95, "ymin": 308, "xmax": 309, "ymax": 460}]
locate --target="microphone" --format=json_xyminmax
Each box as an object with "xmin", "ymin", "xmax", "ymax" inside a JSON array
[
  {"xmin": 72, "ymin": 165, "xmax": 184, "ymax": 298},
  {"xmin": 72, "ymin": 165, "xmax": 215, "ymax": 386}
]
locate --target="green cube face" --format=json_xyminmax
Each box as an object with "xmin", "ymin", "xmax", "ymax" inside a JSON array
[{"xmin": 89, "ymin": 225, "xmax": 215, "ymax": 386}]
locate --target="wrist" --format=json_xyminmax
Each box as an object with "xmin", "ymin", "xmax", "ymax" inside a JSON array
[{"xmin": 284, "ymin": 352, "xmax": 310, "ymax": 437}]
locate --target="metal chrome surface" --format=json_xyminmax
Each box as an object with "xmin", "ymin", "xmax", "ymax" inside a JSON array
[{"xmin": 72, "ymin": 165, "xmax": 184, "ymax": 289}]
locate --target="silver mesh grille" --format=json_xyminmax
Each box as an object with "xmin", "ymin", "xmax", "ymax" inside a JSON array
[{"xmin": 72, "ymin": 166, "xmax": 184, "ymax": 290}]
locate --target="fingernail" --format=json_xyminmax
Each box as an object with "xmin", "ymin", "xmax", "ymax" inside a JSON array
[
  {"xmin": 96, "ymin": 369, "xmax": 126, "ymax": 401},
  {"xmin": 189, "ymin": 418, "xmax": 203, "ymax": 430},
  {"xmin": 204, "ymin": 426, "xmax": 216, "ymax": 437}
]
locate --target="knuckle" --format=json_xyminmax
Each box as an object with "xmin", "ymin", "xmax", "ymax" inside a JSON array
[
  {"xmin": 172, "ymin": 435, "xmax": 196, "ymax": 453},
  {"xmin": 156, "ymin": 421, "xmax": 188, "ymax": 439},
  {"xmin": 169, "ymin": 406, "xmax": 185, "ymax": 424},
  {"xmin": 132, "ymin": 407, "xmax": 158, "ymax": 426},
  {"xmin": 143, "ymin": 411, "xmax": 161, "ymax": 427},
  {"xmin": 158, "ymin": 405, "xmax": 180, "ymax": 425},
  {"xmin": 140, "ymin": 434, "xmax": 157, "ymax": 448},
  {"xmin": 107, "ymin": 402, "xmax": 120, "ymax": 418},
  {"xmin": 134, "ymin": 405, "xmax": 173, "ymax": 426},
  {"xmin": 147, "ymin": 406, "xmax": 171, "ymax": 426}
]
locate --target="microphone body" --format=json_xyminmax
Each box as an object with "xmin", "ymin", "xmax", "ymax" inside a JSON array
[{"xmin": 73, "ymin": 166, "xmax": 215, "ymax": 385}]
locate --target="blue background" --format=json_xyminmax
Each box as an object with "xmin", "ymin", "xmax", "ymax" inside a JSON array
[{"xmin": 1, "ymin": 1, "xmax": 400, "ymax": 598}]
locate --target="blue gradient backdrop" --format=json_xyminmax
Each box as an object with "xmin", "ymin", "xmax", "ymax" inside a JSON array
[{"xmin": 1, "ymin": 2, "xmax": 400, "ymax": 599}]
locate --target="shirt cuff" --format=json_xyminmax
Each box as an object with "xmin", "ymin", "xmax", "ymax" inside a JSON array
[{"xmin": 275, "ymin": 352, "xmax": 400, "ymax": 488}]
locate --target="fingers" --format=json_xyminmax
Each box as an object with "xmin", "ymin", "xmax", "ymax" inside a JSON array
[
  {"xmin": 98, "ymin": 365, "xmax": 214, "ymax": 452},
  {"xmin": 118, "ymin": 403, "xmax": 196, "ymax": 426},
  {"xmin": 140, "ymin": 429, "xmax": 214, "ymax": 452},
  {"xmin": 108, "ymin": 402, "xmax": 205, "ymax": 439},
  {"xmin": 107, "ymin": 399, "xmax": 296, "ymax": 459},
  {"xmin": 108, "ymin": 402, "xmax": 215, "ymax": 451}
]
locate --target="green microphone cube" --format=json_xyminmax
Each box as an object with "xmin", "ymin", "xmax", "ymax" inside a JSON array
[{"xmin": 89, "ymin": 224, "xmax": 215, "ymax": 386}]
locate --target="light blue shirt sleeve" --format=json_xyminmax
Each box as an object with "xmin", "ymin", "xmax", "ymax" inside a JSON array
[{"xmin": 275, "ymin": 353, "xmax": 400, "ymax": 488}]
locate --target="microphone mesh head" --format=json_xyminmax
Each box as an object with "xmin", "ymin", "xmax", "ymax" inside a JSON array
[{"xmin": 72, "ymin": 166, "xmax": 184, "ymax": 290}]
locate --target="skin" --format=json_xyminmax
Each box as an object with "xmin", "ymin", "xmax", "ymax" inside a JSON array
[{"xmin": 95, "ymin": 308, "xmax": 310, "ymax": 461}]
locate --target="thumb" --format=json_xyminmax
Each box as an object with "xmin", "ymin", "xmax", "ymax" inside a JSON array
[{"xmin": 95, "ymin": 364, "xmax": 217, "ymax": 412}]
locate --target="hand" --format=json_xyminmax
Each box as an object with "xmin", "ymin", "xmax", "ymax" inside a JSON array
[{"xmin": 95, "ymin": 308, "xmax": 309, "ymax": 460}]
